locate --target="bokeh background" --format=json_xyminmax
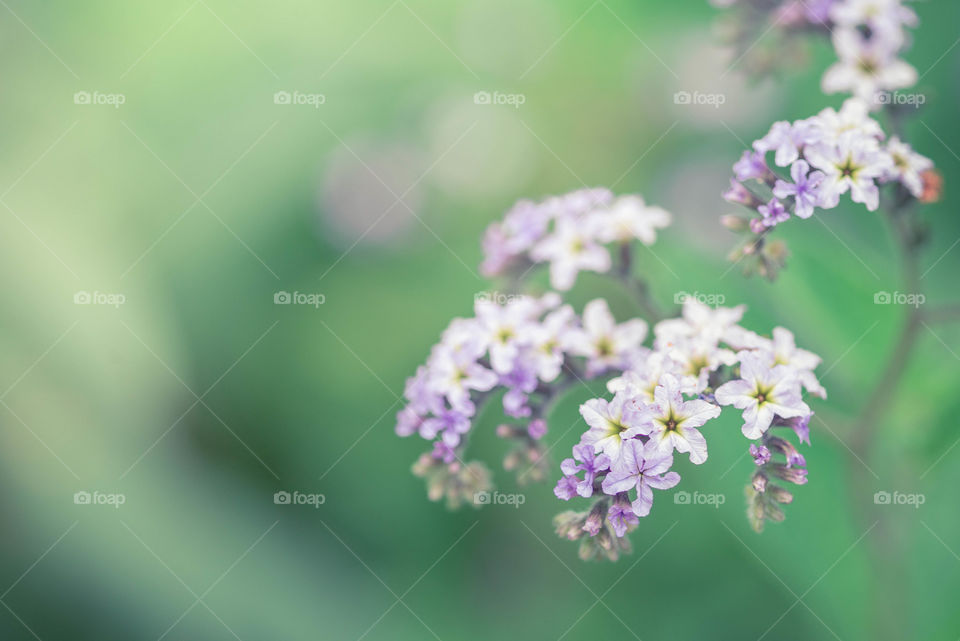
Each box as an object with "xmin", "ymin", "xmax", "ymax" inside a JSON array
[{"xmin": 1, "ymin": 1, "xmax": 958, "ymax": 639}]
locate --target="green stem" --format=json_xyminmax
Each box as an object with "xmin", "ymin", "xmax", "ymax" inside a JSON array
[{"xmin": 847, "ymin": 203, "xmax": 923, "ymax": 641}]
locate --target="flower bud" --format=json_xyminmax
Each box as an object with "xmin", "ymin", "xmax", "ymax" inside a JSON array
[
  {"xmin": 765, "ymin": 436, "xmax": 806, "ymax": 468},
  {"xmin": 554, "ymin": 511, "xmax": 588, "ymax": 541},
  {"xmin": 769, "ymin": 462, "xmax": 808, "ymax": 485},
  {"xmin": 767, "ymin": 484, "xmax": 794, "ymax": 504},
  {"xmin": 723, "ymin": 180, "xmax": 763, "ymax": 209},
  {"xmin": 752, "ymin": 470, "xmax": 768, "ymax": 493},
  {"xmin": 582, "ymin": 501, "xmax": 608, "ymax": 537},
  {"xmin": 528, "ymin": 418, "xmax": 547, "ymax": 440},
  {"xmin": 720, "ymin": 215, "xmax": 750, "ymax": 232},
  {"xmin": 920, "ymin": 169, "xmax": 943, "ymax": 204}
]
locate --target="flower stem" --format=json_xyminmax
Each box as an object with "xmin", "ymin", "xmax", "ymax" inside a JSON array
[{"xmin": 617, "ymin": 242, "xmax": 667, "ymax": 323}]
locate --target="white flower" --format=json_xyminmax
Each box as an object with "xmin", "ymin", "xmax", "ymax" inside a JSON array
[
  {"xmin": 770, "ymin": 327, "xmax": 826, "ymax": 399},
  {"xmin": 654, "ymin": 298, "xmax": 746, "ymax": 344},
  {"xmin": 885, "ymin": 136, "xmax": 934, "ymax": 198},
  {"xmin": 715, "ymin": 352, "xmax": 810, "ymax": 439},
  {"xmin": 426, "ymin": 346, "xmax": 497, "ymax": 406},
  {"xmin": 530, "ymin": 217, "xmax": 611, "ymax": 291},
  {"xmin": 640, "ymin": 375, "xmax": 721, "ymax": 464},
  {"xmin": 590, "ymin": 195, "xmax": 672, "ymax": 245},
  {"xmin": 567, "ymin": 299, "xmax": 648, "ymax": 376},
  {"xmin": 822, "ymin": 28, "xmax": 917, "ymax": 103},
  {"xmin": 606, "ymin": 352, "xmax": 698, "ymax": 403},
  {"xmin": 830, "ymin": 0, "xmax": 917, "ymax": 33},
  {"xmin": 474, "ymin": 298, "xmax": 539, "ymax": 373},
  {"xmin": 579, "ymin": 392, "xmax": 648, "ymax": 462},
  {"xmin": 812, "ymin": 99, "xmax": 884, "ymax": 144},
  {"xmin": 527, "ymin": 305, "xmax": 577, "ymax": 381},
  {"xmin": 806, "ymin": 132, "xmax": 893, "ymax": 211}
]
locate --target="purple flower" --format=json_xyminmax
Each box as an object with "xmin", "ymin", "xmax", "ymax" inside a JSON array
[
  {"xmin": 560, "ymin": 444, "xmax": 611, "ymax": 498},
  {"xmin": 431, "ymin": 440, "xmax": 457, "ymax": 464},
  {"xmin": 500, "ymin": 358, "xmax": 538, "ymax": 418},
  {"xmin": 395, "ymin": 406, "xmax": 423, "ymax": 437},
  {"xmin": 601, "ymin": 439, "xmax": 680, "ymax": 517},
  {"xmin": 758, "ymin": 199, "xmax": 790, "ymax": 228},
  {"xmin": 528, "ymin": 418, "xmax": 547, "ymax": 440},
  {"xmin": 755, "ymin": 120, "xmax": 819, "ymax": 167},
  {"xmin": 420, "ymin": 402, "xmax": 475, "ymax": 447},
  {"xmin": 802, "ymin": 0, "xmax": 834, "ymax": 23},
  {"xmin": 773, "ymin": 160, "xmax": 826, "ymax": 219},
  {"xmin": 607, "ymin": 494, "xmax": 639, "ymax": 537},
  {"xmin": 723, "ymin": 179, "xmax": 762, "ymax": 208},
  {"xmin": 734, "ymin": 150, "xmax": 773, "ymax": 183},
  {"xmin": 554, "ymin": 475, "xmax": 579, "ymax": 500},
  {"xmin": 750, "ymin": 444, "xmax": 771, "ymax": 466},
  {"xmin": 503, "ymin": 388, "xmax": 531, "ymax": 418}
]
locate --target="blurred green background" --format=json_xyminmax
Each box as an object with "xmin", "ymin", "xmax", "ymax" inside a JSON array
[{"xmin": 1, "ymin": 1, "xmax": 958, "ymax": 639}]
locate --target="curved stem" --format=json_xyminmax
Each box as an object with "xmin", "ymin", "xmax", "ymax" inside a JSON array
[
  {"xmin": 617, "ymin": 242, "xmax": 667, "ymax": 323},
  {"xmin": 846, "ymin": 203, "xmax": 923, "ymax": 641}
]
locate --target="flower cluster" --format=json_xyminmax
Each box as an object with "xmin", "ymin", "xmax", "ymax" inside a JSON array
[
  {"xmin": 711, "ymin": 0, "xmax": 920, "ymax": 106},
  {"xmin": 397, "ymin": 292, "xmax": 648, "ymax": 507},
  {"xmin": 722, "ymin": 98, "xmax": 936, "ymax": 277},
  {"xmin": 480, "ymin": 188, "xmax": 672, "ymax": 291},
  {"xmin": 553, "ymin": 299, "xmax": 824, "ymax": 559},
  {"xmin": 822, "ymin": 0, "xmax": 919, "ymax": 103}
]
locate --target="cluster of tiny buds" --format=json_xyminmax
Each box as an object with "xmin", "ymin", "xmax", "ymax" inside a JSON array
[
  {"xmin": 747, "ymin": 415, "xmax": 811, "ymax": 531},
  {"xmin": 721, "ymin": 97, "xmax": 938, "ymax": 279}
]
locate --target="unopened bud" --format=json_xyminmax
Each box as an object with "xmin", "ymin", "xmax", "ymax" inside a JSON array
[
  {"xmin": 769, "ymin": 462, "xmax": 808, "ymax": 485},
  {"xmin": 720, "ymin": 214, "xmax": 750, "ymax": 232},
  {"xmin": 752, "ymin": 471, "xmax": 768, "ymax": 493},
  {"xmin": 767, "ymin": 484, "xmax": 794, "ymax": 504},
  {"xmin": 920, "ymin": 169, "xmax": 943, "ymax": 204}
]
